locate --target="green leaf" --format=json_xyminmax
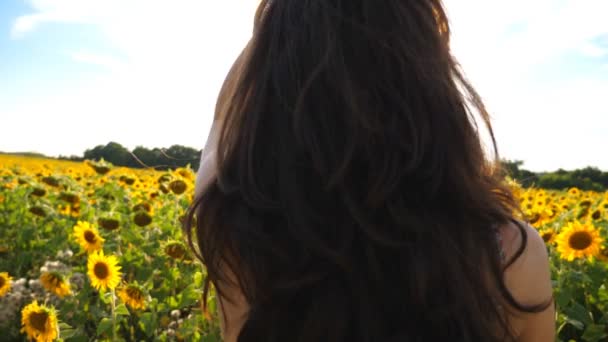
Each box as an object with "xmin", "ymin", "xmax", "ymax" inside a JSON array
[
  {"xmin": 582, "ymin": 324, "xmax": 608, "ymax": 342},
  {"xmin": 554, "ymin": 287, "xmax": 573, "ymax": 309},
  {"xmin": 171, "ymin": 267, "xmax": 181, "ymax": 282},
  {"xmin": 58, "ymin": 322, "xmax": 73, "ymax": 330},
  {"xmin": 598, "ymin": 285, "xmax": 608, "ymax": 303},
  {"xmin": 99, "ymin": 290, "xmax": 111, "ymax": 304},
  {"xmin": 96, "ymin": 317, "xmax": 113, "ymax": 336},
  {"xmin": 194, "ymin": 271, "xmax": 203, "ymax": 287},
  {"xmin": 139, "ymin": 312, "xmax": 157, "ymax": 337},
  {"xmin": 566, "ymin": 319, "xmax": 585, "ymax": 331},
  {"xmin": 60, "ymin": 329, "xmax": 78, "ymax": 340},
  {"xmin": 178, "ymin": 283, "xmax": 200, "ymax": 308},
  {"xmin": 115, "ymin": 303, "xmax": 130, "ymax": 316},
  {"xmin": 58, "ymin": 322, "xmax": 77, "ymax": 340},
  {"xmin": 65, "ymin": 333, "xmax": 88, "ymax": 342},
  {"xmin": 156, "ymin": 301, "xmax": 167, "ymax": 313},
  {"xmin": 565, "ymin": 301, "xmax": 592, "ymax": 325}
]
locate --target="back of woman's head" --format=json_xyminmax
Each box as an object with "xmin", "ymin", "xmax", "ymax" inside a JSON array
[{"xmin": 186, "ymin": 1, "xmax": 548, "ymax": 341}]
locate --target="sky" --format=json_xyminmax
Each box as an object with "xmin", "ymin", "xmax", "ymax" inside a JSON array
[{"xmin": 0, "ymin": 0, "xmax": 607, "ymax": 172}]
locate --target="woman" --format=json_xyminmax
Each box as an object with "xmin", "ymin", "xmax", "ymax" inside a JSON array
[{"xmin": 187, "ymin": 0, "xmax": 555, "ymax": 341}]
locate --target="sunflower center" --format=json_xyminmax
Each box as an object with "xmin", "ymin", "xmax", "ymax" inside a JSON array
[
  {"xmin": 84, "ymin": 230, "xmax": 97, "ymax": 243},
  {"xmin": 569, "ymin": 231, "xmax": 593, "ymax": 250},
  {"xmin": 529, "ymin": 213, "xmax": 540, "ymax": 224},
  {"xmin": 94, "ymin": 262, "xmax": 109, "ymax": 280},
  {"xmin": 29, "ymin": 311, "xmax": 49, "ymax": 332},
  {"xmin": 0, "ymin": 277, "xmax": 5, "ymax": 288},
  {"xmin": 541, "ymin": 232, "xmax": 554, "ymax": 243},
  {"xmin": 49, "ymin": 274, "xmax": 62, "ymax": 286},
  {"xmin": 592, "ymin": 210, "xmax": 601, "ymax": 220},
  {"xmin": 127, "ymin": 287, "xmax": 142, "ymax": 300}
]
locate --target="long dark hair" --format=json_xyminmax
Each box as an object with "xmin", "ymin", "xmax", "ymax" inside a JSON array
[{"xmin": 186, "ymin": 1, "xmax": 551, "ymax": 340}]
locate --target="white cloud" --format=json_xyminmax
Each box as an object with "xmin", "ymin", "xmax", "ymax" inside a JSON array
[
  {"xmin": 68, "ymin": 51, "xmax": 127, "ymax": 71},
  {"xmin": 448, "ymin": 0, "xmax": 608, "ymax": 87},
  {"xmin": 7, "ymin": 0, "xmax": 259, "ymax": 155},
  {"xmin": 4, "ymin": 0, "xmax": 608, "ymax": 171},
  {"xmin": 580, "ymin": 42, "xmax": 608, "ymax": 58},
  {"xmin": 10, "ymin": 0, "xmax": 103, "ymax": 38},
  {"xmin": 446, "ymin": 0, "xmax": 608, "ymax": 171}
]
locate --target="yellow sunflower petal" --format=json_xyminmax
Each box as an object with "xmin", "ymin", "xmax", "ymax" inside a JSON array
[
  {"xmin": 87, "ymin": 250, "xmax": 122, "ymax": 291},
  {"xmin": 556, "ymin": 221, "xmax": 603, "ymax": 261},
  {"xmin": 21, "ymin": 301, "xmax": 59, "ymax": 342},
  {"xmin": 0, "ymin": 272, "xmax": 12, "ymax": 297},
  {"xmin": 73, "ymin": 221, "xmax": 104, "ymax": 253},
  {"xmin": 538, "ymin": 228, "xmax": 556, "ymax": 245},
  {"xmin": 118, "ymin": 284, "xmax": 146, "ymax": 310},
  {"xmin": 40, "ymin": 272, "xmax": 72, "ymax": 298}
]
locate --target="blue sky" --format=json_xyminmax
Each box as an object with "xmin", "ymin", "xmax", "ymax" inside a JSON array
[{"xmin": 1, "ymin": 0, "xmax": 607, "ymax": 172}]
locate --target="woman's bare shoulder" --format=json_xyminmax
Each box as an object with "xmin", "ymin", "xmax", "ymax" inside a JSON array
[
  {"xmin": 498, "ymin": 220, "xmax": 555, "ymax": 341},
  {"xmin": 498, "ymin": 221, "xmax": 552, "ymax": 299}
]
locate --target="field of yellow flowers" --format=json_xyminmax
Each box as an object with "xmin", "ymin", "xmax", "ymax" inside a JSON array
[
  {"xmin": 1, "ymin": 154, "xmax": 608, "ymax": 341},
  {"xmin": 0, "ymin": 154, "xmax": 220, "ymax": 341}
]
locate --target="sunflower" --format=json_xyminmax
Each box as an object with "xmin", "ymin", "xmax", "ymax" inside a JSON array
[
  {"xmin": 87, "ymin": 160, "xmax": 111, "ymax": 175},
  {"xmin": 31, "ymin": 187, "xmax": 46, "ymax": 197},
  {"xmin": 73, "ymin": 221, "xmax": 104, "ymax": 253},
  {"xmin": 118, "ymin": 283, "xmax": 146, "ymax": 310},
  {"xmin": 598, "ymin": 247, "xmax": 608, "ymax": 262},
  {"xmin": 41, "ymin": 176, "xmax": 60, "ymax": 187},
  {"xmin": 29, "ymin": 206, "xmax": 47, "ymax": 217},
  {"xmin": 590, "ymin": 208, "xmax": 603, "ymax": 221},
  {"xmin": 98, "ymin": 217, "xmax": 120, "ymax": 231},
  {"xmin": 132, "ymin": 202, "xmax": 152, "ymax": 213},
  {"xmin": 526, "ymin": 205, "xmax": 554, "ymax": 229},
  {"xmin": 556, "ymin": 221, "xmax": 603, "ymax": 261},
  {"xmin": 0, "ymin": 272, "xmax": 12, "ymax": 297},
  {"xmin": 40, "ymin": 272, "xmax": 72, "ymax": 298},
  {"xmin": 169, "ymin": 179, "xmax": 188, "ymax": 195},
  {"xmin": 21, "ymin": 301, "xmax": 59, "ymax": 342},
  {"xmin": 538, "ymin": 228, "xmax": 556, "ymax": 245},
  {"xmin": 133, "ymin": 211, "xmax": 152, "ymax": 227},
  {"xmin": 87, "ymin": 251, "xmax": 122, "ymax": 291},
  {"xmin": 579, "ymin": 200, "xmax": 592, "ymax": 208},
  {"xmin": 568, "ymin": 187, "xmax": 581, "ymax": 197},
  {"xmin": 173, "ymin": 167, "xmax": 191, "ymax": 179},
  {"xmin": 164, "ymin": 241, "xmax": 188, "ymax": 260},
  {"xmin": 58, "ymin": 191, "xmax": 80, "ymax": 205}
]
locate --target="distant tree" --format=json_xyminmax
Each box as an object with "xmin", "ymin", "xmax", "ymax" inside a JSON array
[
  {"xmin": 500, "ymin": 159, "xmax": 538, "ymax": 187},
  {"xmin": 11, "ymin": 144, "xmax": 608, "ymax": 190},
  {"xmin": 58, "ymin": 155, "xmax": 84, "ymax": 162},
  {"xmin": 162, "ymin": 145, "xmax": 201, "ymax": 169},
  {"xmin": 104, "ymin": 142, "xmax": 132, "ymax": 166},
  {"xmin": 131, "ymin": 146, "xmax": 160, "ymax": 168},
  {"xmin": 499, "ymin": 160, "xmax": 608, "ymax": 191},
  {"xmin": 500, "ymin": 159, "xmax": 524, "ymax": 177},
  {"xmin": 535, "ymin": 168, "xmax": 604, "ymax": 191},
  {"xmin": 537, "ymin": 173, "xmax": 573, "ymax": 191},
  {"xmin": 572, "ymin": 167, "xmax": 603, "ymax": 183},
  {"xmin": 5, "ymin": 152, "xmax": 49, "ymax": 158},
  {"xmin": 83, "ymin": 142, "xmax": 131, "ymax": 166},
  {"xmin": 83, "ymin": 145, "xmax": 105, "ymax": 161}
]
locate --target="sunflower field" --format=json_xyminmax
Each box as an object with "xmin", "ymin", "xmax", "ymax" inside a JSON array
[
  {"xmin": 2, "ymin": 154, "xmax": 608, "ymax": 341},
  {"xmin": 0, "ymin": 154, "xmax": 221, "ymax": 341}
]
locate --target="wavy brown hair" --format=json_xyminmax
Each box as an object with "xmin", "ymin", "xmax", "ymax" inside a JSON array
[{"xmin": 185, "ymin": 0, "xmax": 551, "ymax": 341}]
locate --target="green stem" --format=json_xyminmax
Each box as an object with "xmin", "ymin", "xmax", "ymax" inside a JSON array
[
  {"xmin": 117, "ymin": 235, "xmax": 122, "ymax": 255},
  {"xmin": 175, "ymin": 196, "xmax": 180, "ymax": 229},
  {"xmin": 111, "ymin": 289, "xmax": 117, "ymax": 341}
]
